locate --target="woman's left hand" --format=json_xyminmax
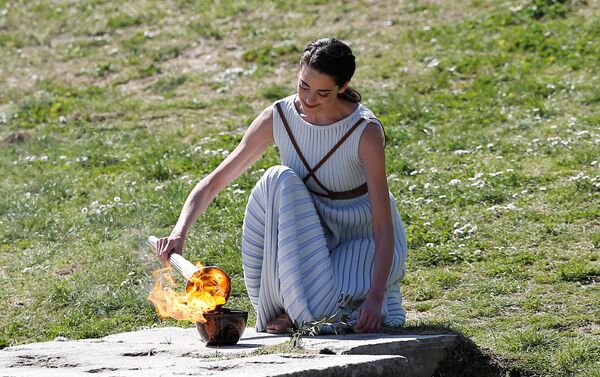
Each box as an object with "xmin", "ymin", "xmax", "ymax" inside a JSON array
[{"xmin": 355, "ymin": 294, "xmax": 383, "ymax": 333}]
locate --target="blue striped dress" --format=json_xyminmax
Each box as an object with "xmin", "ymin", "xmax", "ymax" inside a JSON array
[{"xmin": 242, "ymin": 94, "xmax": 408, "ymax": 332}]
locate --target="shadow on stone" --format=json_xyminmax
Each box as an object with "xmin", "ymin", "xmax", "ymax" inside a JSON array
[
  {"xmin": 376, "ymin": 323, "xmax": 519, "ymax": 377},
  {"xmin": 433, "ymin": 334, "xmax": 521, "ymax": 377}
]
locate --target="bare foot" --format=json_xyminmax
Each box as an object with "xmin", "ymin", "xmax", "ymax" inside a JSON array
[{"xmin": 266, "ymin": 313, "xmax": 292, "ymax": 334}]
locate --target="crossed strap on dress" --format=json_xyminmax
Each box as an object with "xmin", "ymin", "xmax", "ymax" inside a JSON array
[{"xmin": 275, "ymin": 102, "xmax": 369, "ymax": 200}]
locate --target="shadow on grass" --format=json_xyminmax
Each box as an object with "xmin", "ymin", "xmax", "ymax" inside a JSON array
[{"xmin": 381, "ymin": 324, "xmax": 522, "ymax": 377}]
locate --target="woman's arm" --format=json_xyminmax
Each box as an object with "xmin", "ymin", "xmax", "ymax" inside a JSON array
[
  {"xmin": 156, "ymin": 105, "xmax": 274, "ymax": 264},
  {"xmin": 355, "ymin": 122, "xmax": 394, "ymax": 332}
]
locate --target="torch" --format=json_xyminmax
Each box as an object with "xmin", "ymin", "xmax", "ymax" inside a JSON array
[
  {"xmin": 147, "ymin": 236, "xmax": 247, "ymax": 346},
  {"xmin": 147, "ymin": 235, "xmax": 231, "ymax": 306}
]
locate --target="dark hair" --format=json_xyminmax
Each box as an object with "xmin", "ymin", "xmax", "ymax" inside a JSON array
[{"xmin": 300, "ymin": 37, "xmax": 362, "ymax": 103}]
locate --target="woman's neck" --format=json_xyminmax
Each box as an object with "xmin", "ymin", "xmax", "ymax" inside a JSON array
[{"xmin": 295, "ymin": 96, "xmax": 358, "ymax": 125}]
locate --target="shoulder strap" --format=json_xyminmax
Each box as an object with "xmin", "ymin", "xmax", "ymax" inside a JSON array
[
  {"xmin": 275, "ymin": 103, "xmax": 333, "ymax": 195},
  {"xmin": 275, "ymin": 102, "xmax": 313, "ymax": 174},
  {"xmin": 275, "ymin": 102, "xmax": 370, "ymax": 200},
  {"xmin": 302, "ymin": 116, "xmax": 367, "ymax": 183}
]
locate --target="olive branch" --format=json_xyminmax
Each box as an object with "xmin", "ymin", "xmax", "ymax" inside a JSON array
[{"xmin": 289, "ymin": 292, "xmax": 356, "ymax": 348}]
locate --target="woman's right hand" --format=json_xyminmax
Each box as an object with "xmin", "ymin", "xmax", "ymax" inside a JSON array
[{"xmin": 156, "ymin": 234, "xmax": 185, "ymax": 266}]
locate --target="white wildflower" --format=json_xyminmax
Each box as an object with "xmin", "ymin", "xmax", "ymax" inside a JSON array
[
  {"xmin": 59, "ymin": 116, "xmax": 67, "ymax": 124},
  {"xmin": 81, "ymin": 207, "xmax": 88, "ymax": 214},
  {"xmin": 113, "ymin": 196, "xmax": 120, "ymax": 202},
  {"xmin": 569, "ymin": 172, "xmax": 588, "ymax": 181},
  {"xmin": 425, "ymin": 57, "xmax": 440, "ymax": 68},
  {"xmin": 154, "ymin": 185, "xmax": 164, "ymax": 191},
  {"xmin": 539, "ymin": 187, "xmax": 547, "ymax": 191},
  {"xmin": 449, "ymin": 179, "xmax": 461, "ymax": 185},
  {"xmin": 426, "ymin": 242, "xmax": 434, "ymax": 247},
  {"xmin": 454, "ymin": 149, "xmax": 471, "ymax": 155},
  {"xmin": 469, "ymin": 173, "xmax": 484, "ymax": 181},
  {"xmin": 470, "ymin": 180, "xmax": 485, "ymax": 188}
]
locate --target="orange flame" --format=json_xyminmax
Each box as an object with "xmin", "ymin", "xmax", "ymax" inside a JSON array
[{"xmin": 148, "ymin": 263, "xmax": 227, "ymax": 323}]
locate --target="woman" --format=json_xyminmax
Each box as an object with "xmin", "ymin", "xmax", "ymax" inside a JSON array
[{"xmin": 156, "ymin": 37, "xmax": 407, "ymax": 334}]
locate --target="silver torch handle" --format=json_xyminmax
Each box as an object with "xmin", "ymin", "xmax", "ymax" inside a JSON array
[{"xmin": 147, "ymin": 236, "xmax": 200, "ymax": 281}]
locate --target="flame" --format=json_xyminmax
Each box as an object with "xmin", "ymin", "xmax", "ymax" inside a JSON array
[{"xmin": 147, "ymin": 263, "xmax": 227, "ymax": 323}]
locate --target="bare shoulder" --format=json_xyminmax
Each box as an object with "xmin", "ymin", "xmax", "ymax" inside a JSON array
[
  {"xmin": 255, "ymin": 104, "xmax": 274, "ymax": 125},
  {"xmin": 243, "ymin": 105, "xmax": 275, "ymax": 147},
  {"xmin": 359, "ymin": 122, "xmax": 385, "ymax": 156}
]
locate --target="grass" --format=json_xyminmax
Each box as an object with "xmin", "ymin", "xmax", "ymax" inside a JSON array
[{"xmin": 0, "ymin": 0, "xmax": 599, "ymax": 375}]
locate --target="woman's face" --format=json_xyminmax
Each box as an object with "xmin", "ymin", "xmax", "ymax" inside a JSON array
[{"xmin": 296, "ymin": 65, "xmax": 348, "ymax": 114}]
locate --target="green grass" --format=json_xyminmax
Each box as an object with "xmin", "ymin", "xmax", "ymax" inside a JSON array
[{"xmin": 0, "ymin": 0, "xmax": 599, "ymax": 375}]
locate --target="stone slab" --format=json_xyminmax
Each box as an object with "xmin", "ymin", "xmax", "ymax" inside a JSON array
[
  {"xmin": 0, "ymin": 327, "xmax": 454, "ymax": 377},
  {"xmin": 0, "ymin": 353, "xmax": 408, "ymax": 377},
  {"xmin": 300, "ymin": 333, "xmax": 457, "ymax": 377}
]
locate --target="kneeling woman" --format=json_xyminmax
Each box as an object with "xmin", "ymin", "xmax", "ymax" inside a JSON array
[{"xmin": 156, "ymin": 37, "xmax": 408, "ymax": 334}]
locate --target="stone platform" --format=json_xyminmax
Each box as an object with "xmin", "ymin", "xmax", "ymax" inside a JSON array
[{"xmin": 0, "ymin": 327, "xmax": 456, "ymax": 376}]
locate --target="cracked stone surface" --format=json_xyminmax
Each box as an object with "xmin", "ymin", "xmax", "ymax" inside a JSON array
[{"xmin": 0, "ymin": 327, "xmax": 456, "ymax": 376}]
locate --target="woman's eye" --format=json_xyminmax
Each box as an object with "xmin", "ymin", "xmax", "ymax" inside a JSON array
[{"xmin": 318, "ymin": 93, "xmax": 329, "ymax": 98}]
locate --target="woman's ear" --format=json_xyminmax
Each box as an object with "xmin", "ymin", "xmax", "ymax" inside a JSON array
[{"xmin": 338, "ymin": 80, "xmax": 350, "ymax": 94}]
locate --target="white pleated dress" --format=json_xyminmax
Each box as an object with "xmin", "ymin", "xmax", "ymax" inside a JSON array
[{"xmin": 242, "ymin": 94, "xmax": 408, "ymax": 332}]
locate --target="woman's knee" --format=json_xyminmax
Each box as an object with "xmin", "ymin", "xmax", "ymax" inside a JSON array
[
  {"xmin": 264, "ymin": 165, "xmax": 296, "ymax": 178},
  {"xmin": 258, "ymin": 165, "xmax": 302, "ymax": 186}
]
